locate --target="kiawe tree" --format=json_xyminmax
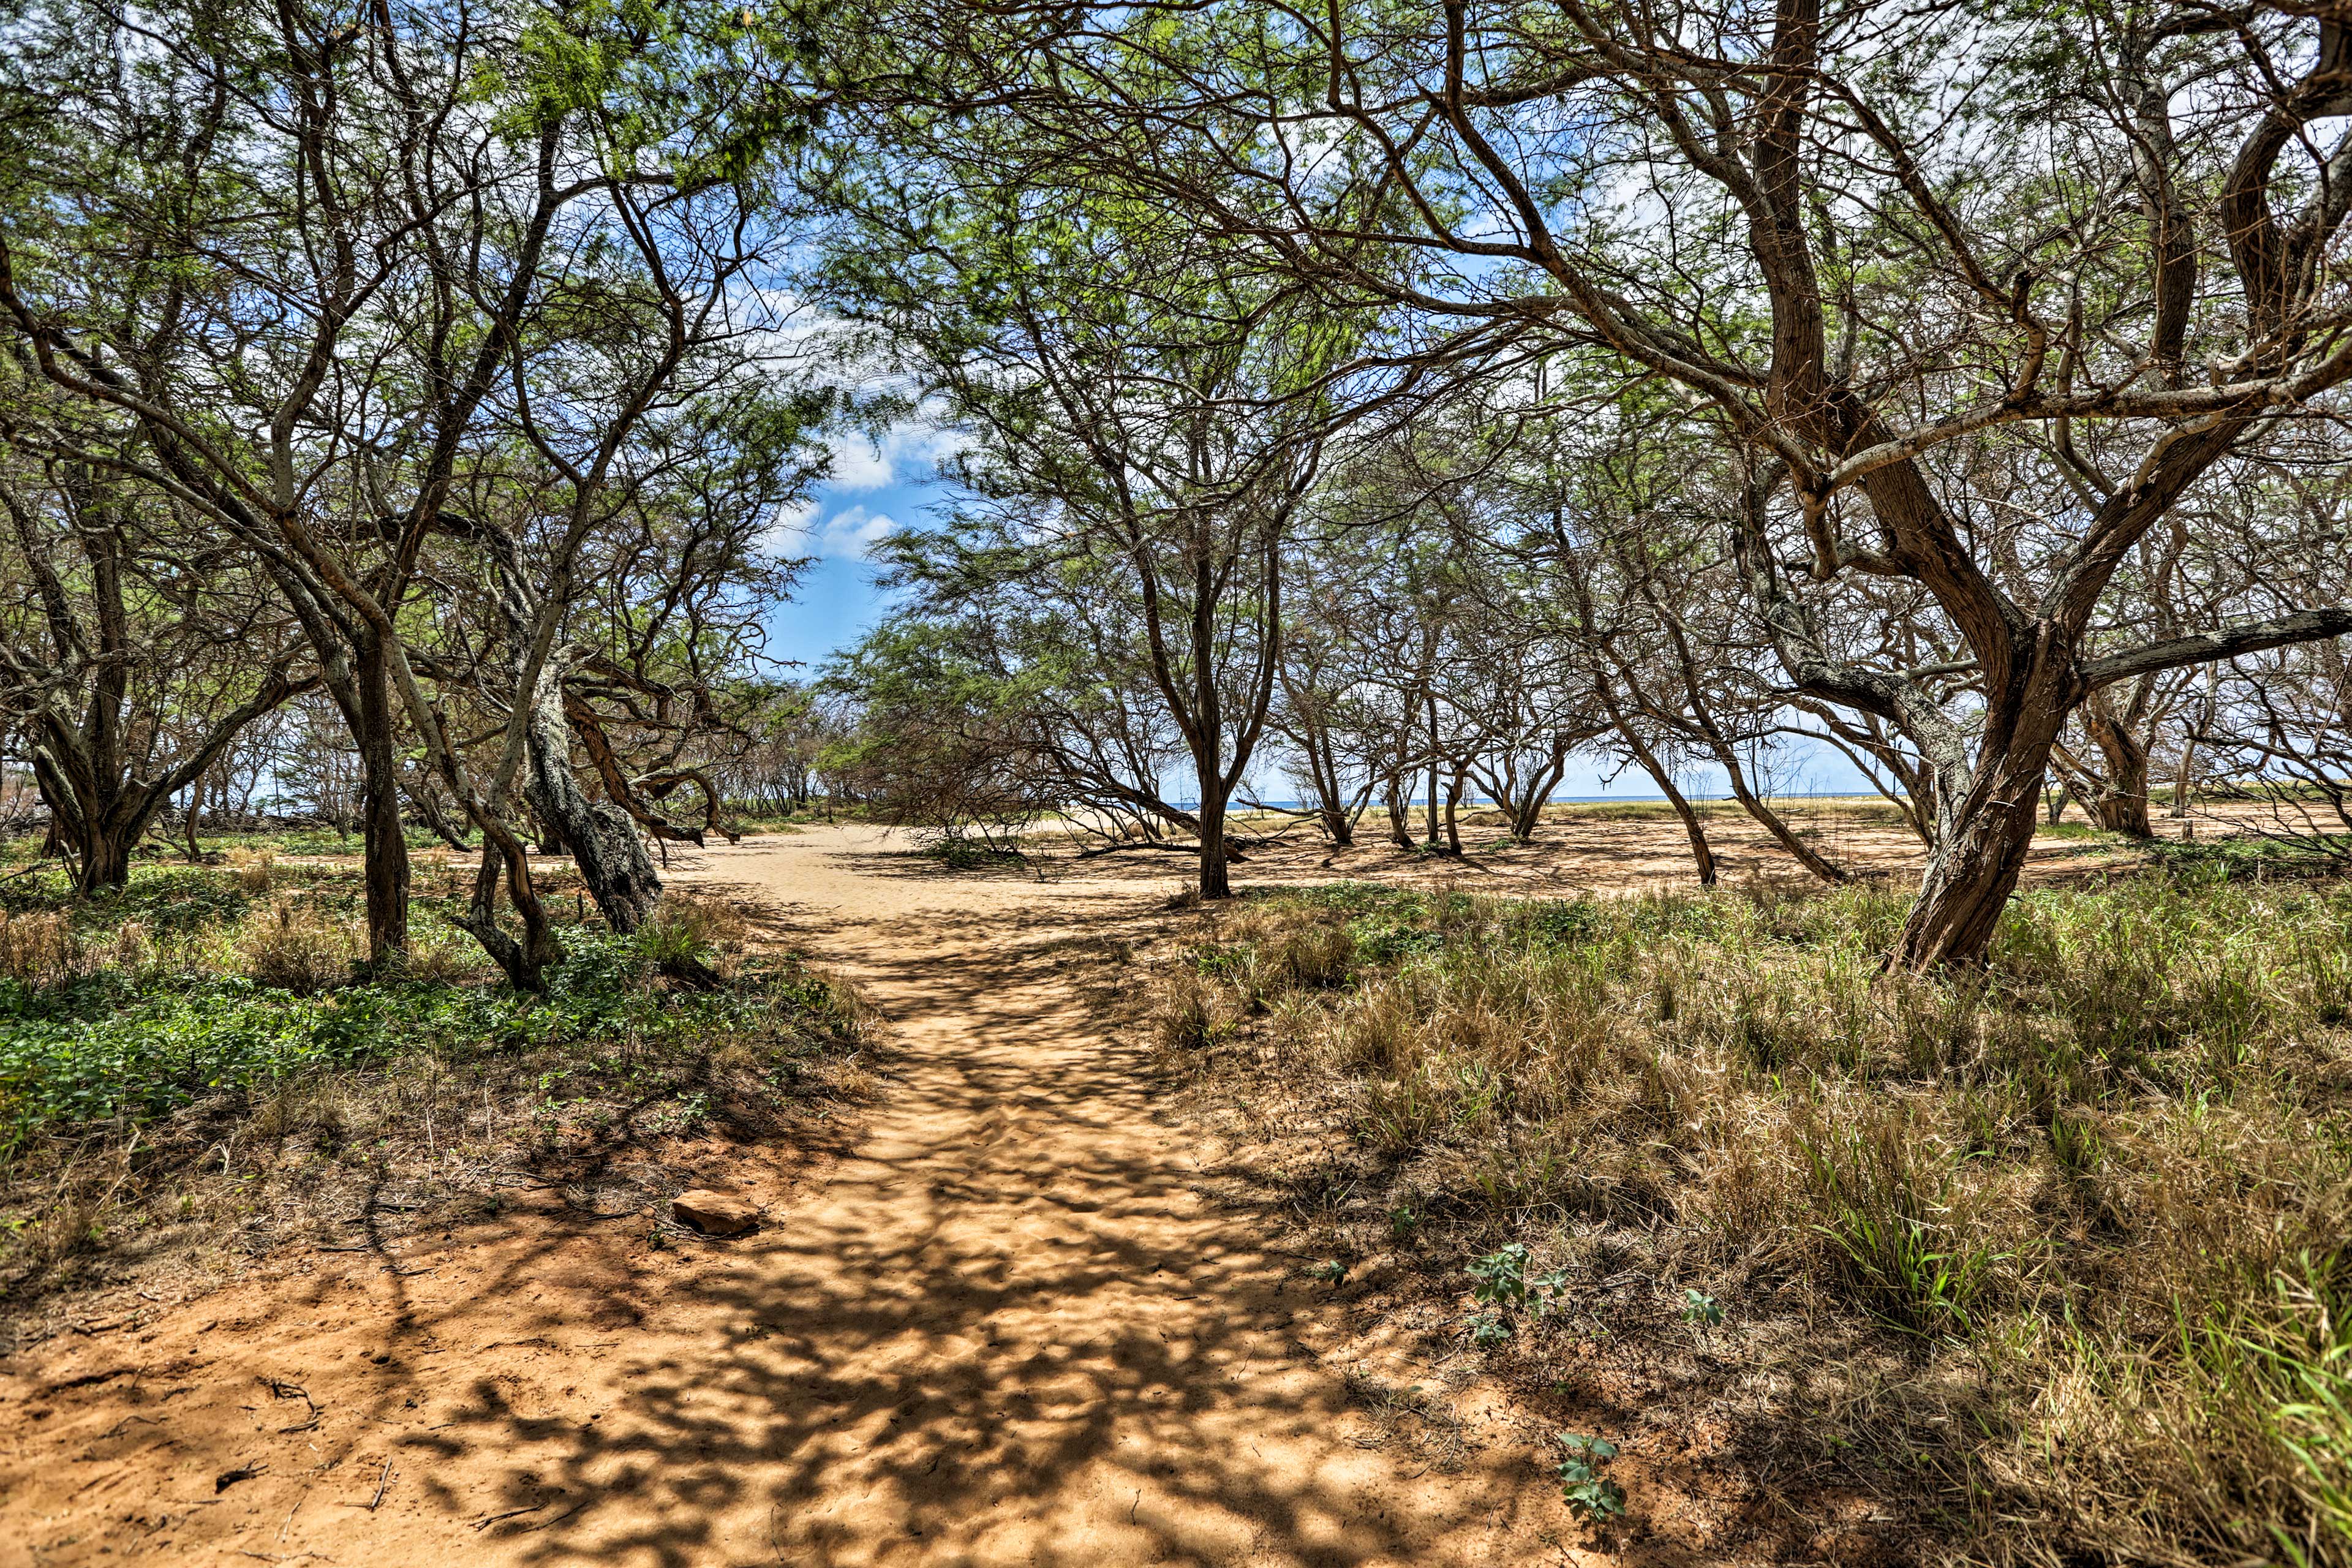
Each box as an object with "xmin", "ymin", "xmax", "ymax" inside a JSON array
[
  {"xmin": 881, "ymin": 0, "xmax": 2352, "ymax": 964},
  {"xmin": 818, "ymin": 162, "xmax": 1355, "ymax": 897},
  {"xmin": 0, "ymin": 455, "xmax": 309, "ymax": 891},
  {"xmin": 0, "ymin": 0, "xmax": 831, "ymax": 982}
]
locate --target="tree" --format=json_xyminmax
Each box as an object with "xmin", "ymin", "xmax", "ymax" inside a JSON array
[
  {"xmin": 893, "ymin": 0, "xmax": 2352, "ymax": 963},
  {"xmin": 817, "ymin": 166, "xmax": 1351, "ymax": 897},
  {"xmin": 0, "ymin": 457, "xmax": 308, "ymax": 889},
  {"xmin": 0, "ymin": 0, "xmax": 829, "ymax": 982}
]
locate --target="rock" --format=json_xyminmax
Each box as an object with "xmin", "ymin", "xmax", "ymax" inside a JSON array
[{"xmin": 671, "ymin": 1189, "xmax": 760, "ymax": 1236}]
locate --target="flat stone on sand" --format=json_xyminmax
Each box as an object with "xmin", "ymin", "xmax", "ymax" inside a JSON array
[{"xmin": 672, "ymin": 1188, "xmax": 760, "ymax": 1235}]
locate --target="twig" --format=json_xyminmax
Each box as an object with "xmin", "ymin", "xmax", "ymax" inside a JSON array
[
  {"xmin": 471, "ymin": 1501, "xmax": 548, "ymax": 1531},
  {"xmin": 523, "ymin": 1500, "xmax": 587, "ymax": 1532},
  {"xmin": 368, "ymin": 1461, "xmax": 393, "ymax": 1510}
]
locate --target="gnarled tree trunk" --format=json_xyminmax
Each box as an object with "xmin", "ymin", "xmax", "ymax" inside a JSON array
[
  {"xmin": 521, "ymin": 666, "xmax": 663, "ymax": 934},
  {"xmin": 1888, "ymin": 658, "xmax": 2073, "ymax": 970},
  {"xmin": 2081, "ymin": 697, "xmax": 2155, "ymax": 839}
]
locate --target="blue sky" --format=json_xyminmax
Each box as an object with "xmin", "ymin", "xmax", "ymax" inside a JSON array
[
  {"xmin": 760, "ymin": 424, "xmax": 952, "ymax": 674},
  {"xmin": 763, "ymin": 424, "xmax": 1875, "ymax": 799}
]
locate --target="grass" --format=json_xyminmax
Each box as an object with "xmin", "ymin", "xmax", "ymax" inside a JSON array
[
  {"xmin": 0, "ymin": 856, "xmax": 873, "ymax": 1318},
  {"xmin": 1150, "ymin": 867, "xmax": 2352, "ymax": 1564}
]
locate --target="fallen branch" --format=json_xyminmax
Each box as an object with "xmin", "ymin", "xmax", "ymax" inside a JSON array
[{"xmin": 1072, "ymin": 840, "xmax": 1250, "ymax": 864}]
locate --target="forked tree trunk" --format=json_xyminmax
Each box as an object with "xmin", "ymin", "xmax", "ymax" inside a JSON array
[
  {"xmin": 1306, "ymin": 735, "xmax": 1354, "ymax": 846},
  {"xmin": 1384, "ymin": 775, "xmax": 1412, "ymax": 847},
  {"xmin": 37, "ymin": 752, "xmax": 160, "ymax": 895},
  {"xmin": 1503, "ymin": 743, "xmax": 1572, "ymax": 843},
  {"xmin": 76, "ymin": 820, "xmax": 133, "ymax": 894},
  {"xmin": 1890, "ymin": 672, "xmax": 2071, "ymax": 970}
]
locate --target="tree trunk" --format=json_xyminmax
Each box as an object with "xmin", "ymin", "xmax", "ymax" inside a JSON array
[
  {"xmin": 37, "ymin": 753, "xmax": 147, "ymax": 895},
  {"xmin": 1890, "ymin": 687, "xmax": 2068, "ymax": 970},
  {"xmin": 2169, "ymin": 727, "xmax": 2195, "ymax": 818},
  {"xmin": 1890, "ymin": 792, "xmax": 2040, "ymax": 970},
  {"xmin": 1197, "ymin": 791, "xmax": 1232, "ymax": 899},
  {"xmin": 1717, "ymin": 747, "xmax": 1847, "ymax": 881},
  {"xmin": 1601, "ymin": 706, "xmax": 1715, "ymax": 884},
  {"xmin": 2082, "ymin": 701, "xmax": 2155, "ymax": 839},
  {"xmin": 356, "ymin": 633, "xmax": 411, "ymax": 965},
  {"xmin": 521, "ymin": 666, "xmax": 663, "ymax": 932},
  {"xmin": 1423, "ymin": 697, "xmax": 1441, "ymax": 845},
  {"xmin": 77, "ymin": 822, "xmax": 134, "ymax": 895},
  {"xmin": 1658, "ymin": 777, "xmax": 1716, "ymax": 885},
  {"xmin": 1309, "ymin": 734, "xmax": 1354, "ymax": 846}
]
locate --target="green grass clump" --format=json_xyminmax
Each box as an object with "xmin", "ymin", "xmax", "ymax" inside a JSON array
[{"xmin": 0, "ymin": 925, "xmax": 854, "ymax": 1150}]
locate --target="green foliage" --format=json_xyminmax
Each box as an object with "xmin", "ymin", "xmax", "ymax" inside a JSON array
[
  {"xmin": 1463, "ymin": 1242, "xmax": 1571, "ymax": 1343},
  {"xmin": 0, "ymin": 864, "xmax": 252, "ymax": 936},
  {"xmin": 1555, "ymin": 1432, "xmax": 1626, "ymax": 1521},
  {"xmin": 922, "ymin": 837, "xmax": 1029, "ymax": 871},
  {"xmin": 0, "ymin": 911, "xmax": 859, "ymax": 1153}
]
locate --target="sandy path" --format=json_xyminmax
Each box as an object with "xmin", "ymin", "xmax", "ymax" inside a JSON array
[{"xmin": 0, "ymin": 827, "xmax": 1570, "ymax": 1567}]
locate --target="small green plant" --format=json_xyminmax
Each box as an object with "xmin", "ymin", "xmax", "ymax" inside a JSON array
[
  {"xmin": 1314, "ymin": 1257, "xmax": 1352, "ymax": 1287},
  {"xmin": 1681, "ymin": 1287, "xmax": 1724, "ymax": 1326},
  {"xmin": 1465, "ymin": 1311, "xmax": 1512, "ymax": 1348},
  {"xmin": 1463, "ymin": 1243, "xmax": 1570, "ymax": 1343},
  {"xmin": 1389, "ymin": 1204, "xmax": 1420, "ymax": 1240},
  {"xmin": 1555, "ymin": 1431, "xmax": 1626, "ymax": 1520}
]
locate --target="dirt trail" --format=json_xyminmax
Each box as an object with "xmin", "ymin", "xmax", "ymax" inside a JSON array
[{"xmin": 0, "ymin": 827, "xmax": 1578, "ymax": 1567}]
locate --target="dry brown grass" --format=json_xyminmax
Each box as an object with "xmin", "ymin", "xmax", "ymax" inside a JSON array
[
  {"xmin": 236, "ymin": 897, "xmax": 364, "ymax": 993},
  {"xmin": 225, "ymin": 845, "xmax": 276, "ymax": 893},
  {"xmin": 0, "ymin": 909, "xmax": 78, "ymax": 987},
  {"xmin": 1156, "ymin": 871, "xmax": 2352, "ymax": 1565}
]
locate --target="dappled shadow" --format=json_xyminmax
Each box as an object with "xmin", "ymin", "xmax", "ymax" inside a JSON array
[
  {"xmin": 385, "ymin": 911, "xmax": 1586, "ymax": 1566},
  {"xmin": 4, "ymin": 825, "xmax": 1897, "ymax": 1565}
]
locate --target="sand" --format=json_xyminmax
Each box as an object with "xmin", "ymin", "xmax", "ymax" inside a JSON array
[{"xmin": 0, "ymin": 827, "xmax": 1606, "ymax": 1567}]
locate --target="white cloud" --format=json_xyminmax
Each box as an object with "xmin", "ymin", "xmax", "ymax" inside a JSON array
[
  {"xmin": 825, "ymin": 421, "xmax": 967, "ymax": 494},
  {"xmin": 756, "ymin": 497, "xmax": 895, "ymax": 561},
  {"xmin": 758, "ymin": 495, "xmax": 821, "ymax": 553},
  {"xmin": 812, "ymin": 504, "xmax": 896, "ymax": 560}
]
